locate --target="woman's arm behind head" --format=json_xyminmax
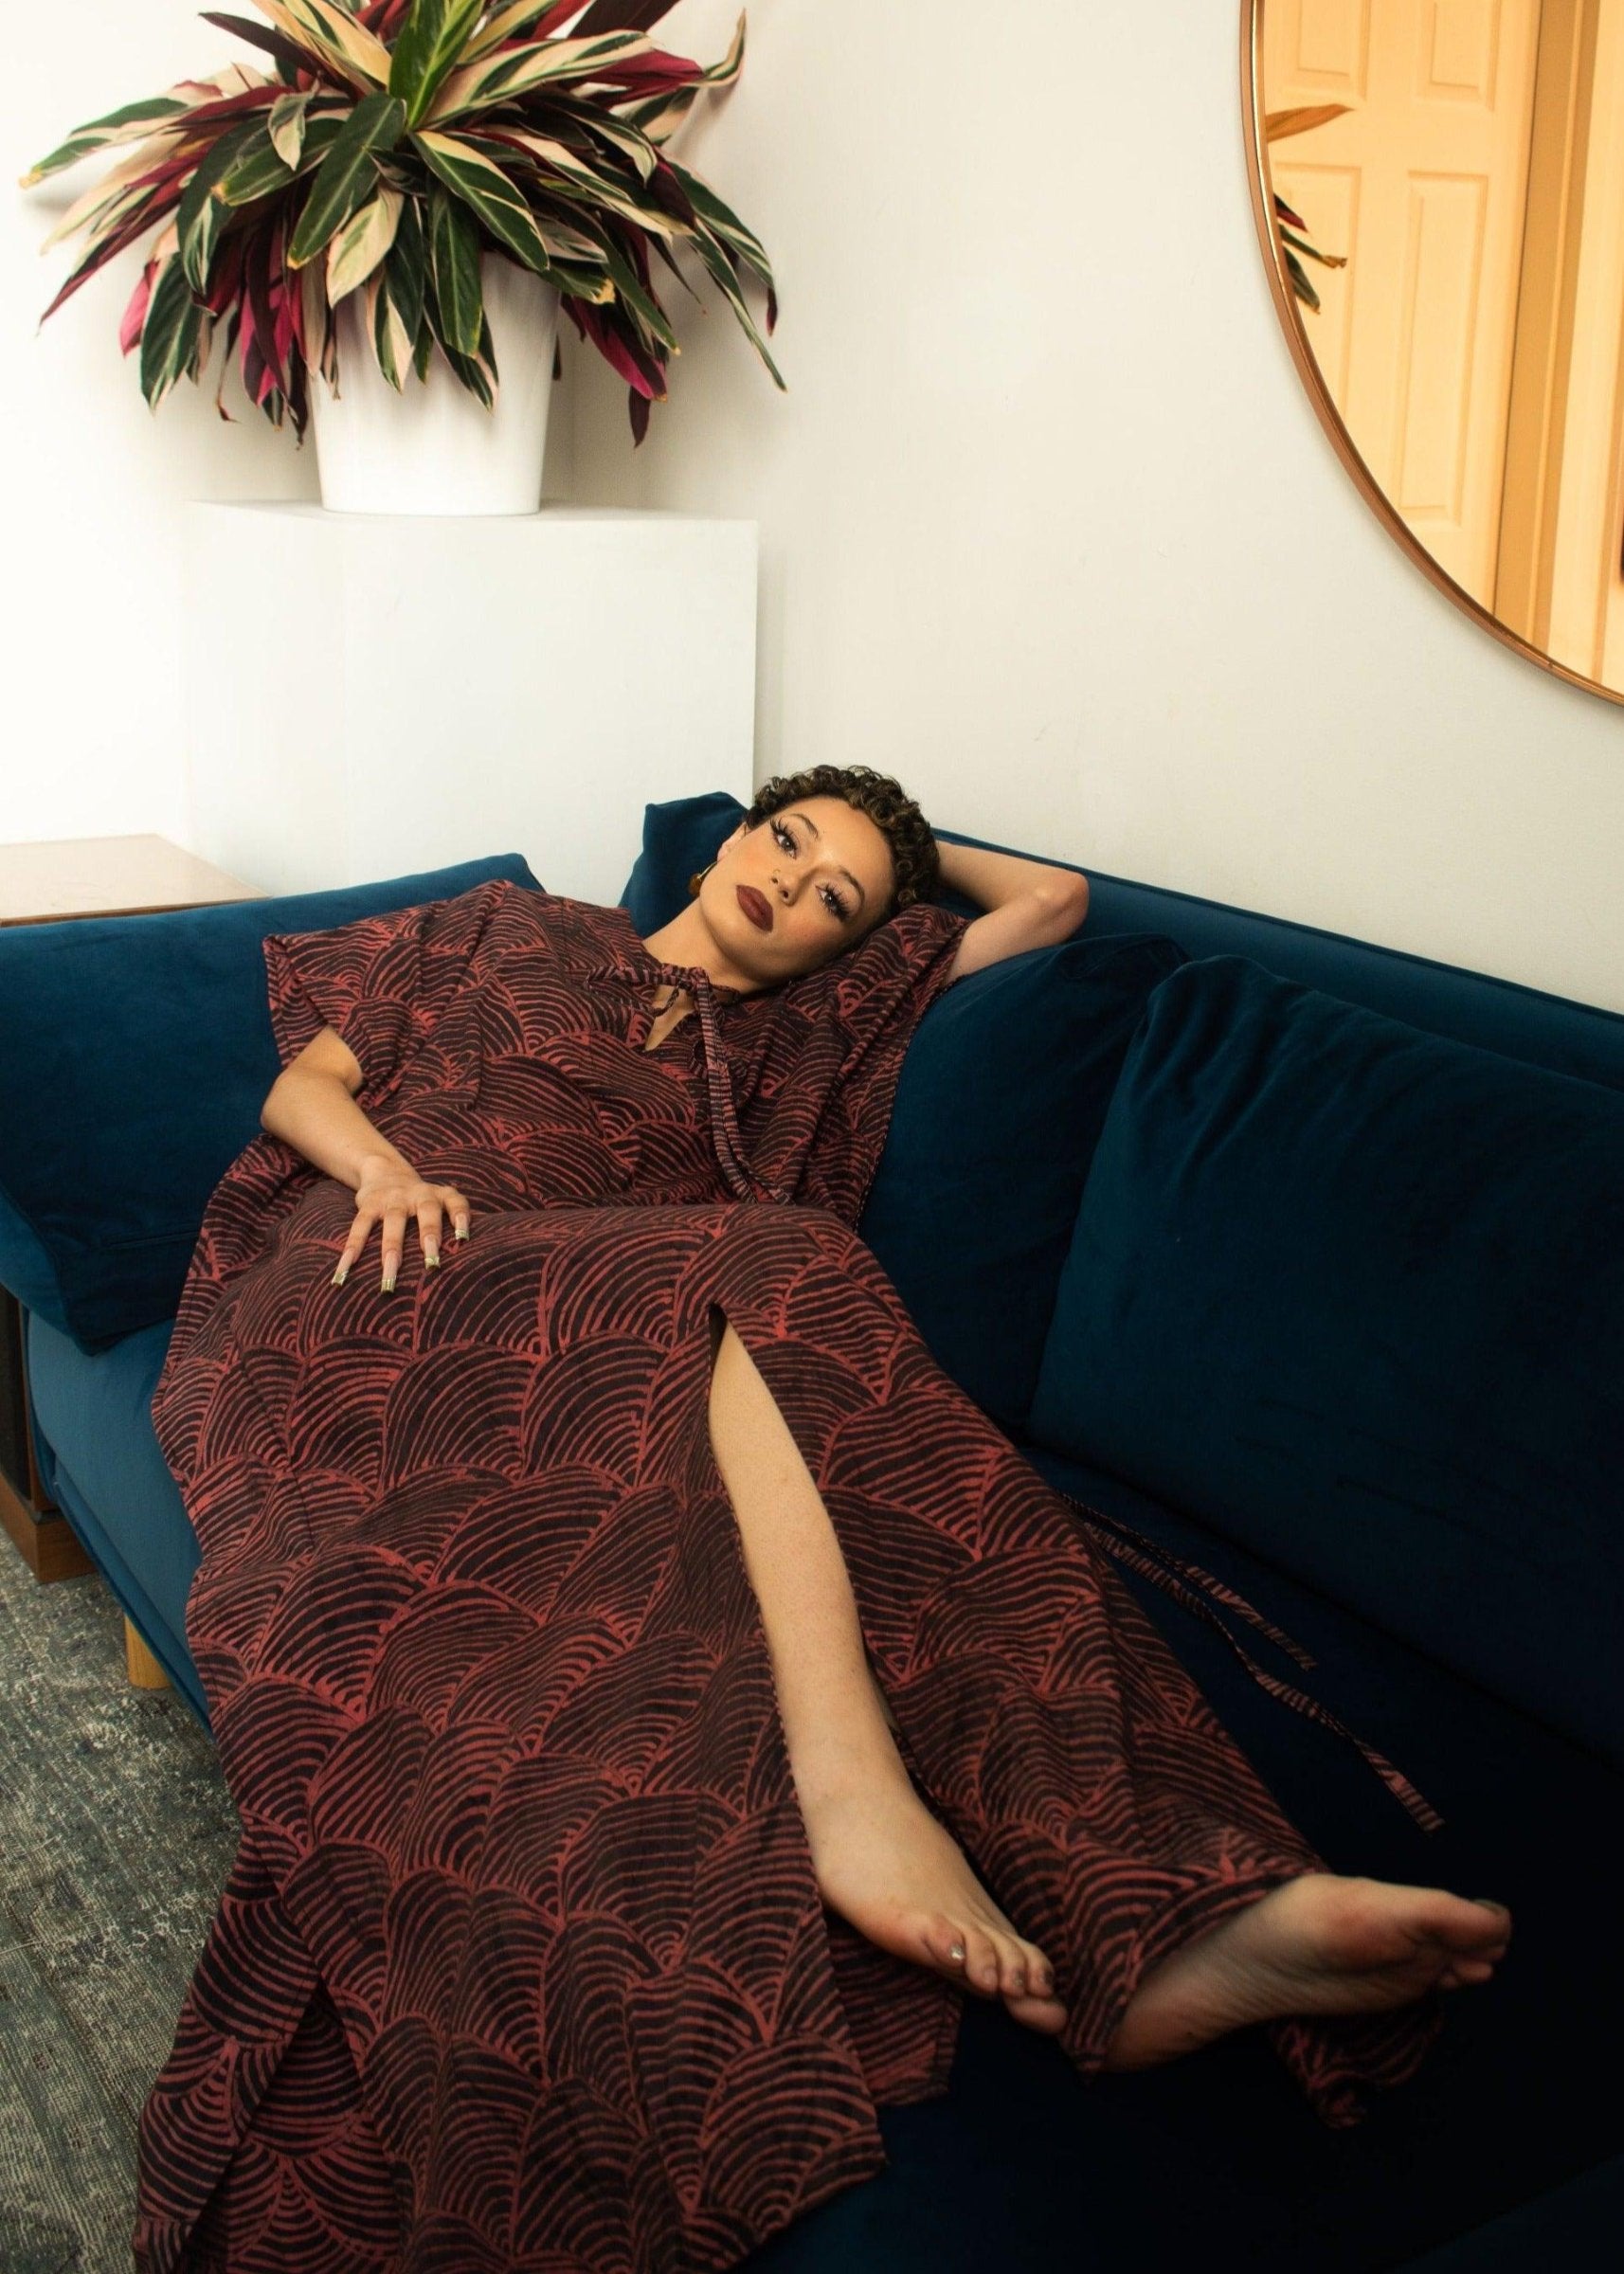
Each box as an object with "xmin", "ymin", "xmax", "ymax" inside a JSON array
[{"xmin": 933, "ymin": 843, "xmax": 1090, "ymax": 988}]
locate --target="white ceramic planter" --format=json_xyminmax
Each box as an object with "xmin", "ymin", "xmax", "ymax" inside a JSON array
[{"xmin": 310, "ymin": 251, "xmax": 561, "ymax": 515}]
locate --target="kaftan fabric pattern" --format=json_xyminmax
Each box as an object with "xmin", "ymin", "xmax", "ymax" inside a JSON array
[{"xmin": 134, "ymin": 881, "xmax": 1438, "ymax": 2274}]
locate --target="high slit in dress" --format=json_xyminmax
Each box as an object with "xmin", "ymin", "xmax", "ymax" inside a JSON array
[{"xmin": 133, "ymin": 878, "xmax": 1441, "ymax": 2274}]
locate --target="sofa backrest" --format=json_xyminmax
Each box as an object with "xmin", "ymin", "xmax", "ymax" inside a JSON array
[{"xmin": 1048, "ymin": 861, "xmax": 1624, "ymax": 1093}]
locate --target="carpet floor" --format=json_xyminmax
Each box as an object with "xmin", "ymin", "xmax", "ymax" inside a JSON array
[{"xmin": 0, "ymin": 1549, "xmax": 236, "ymax": 2274}]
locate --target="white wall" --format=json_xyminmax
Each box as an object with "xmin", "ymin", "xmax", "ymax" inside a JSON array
[
  {"xmin": 7, "ymin": 5, "xmax": 1621, "ymax": 1010},
  {"xmin": 566, "ymin": 0, "xmax": 1624, "ymax": 1014}
]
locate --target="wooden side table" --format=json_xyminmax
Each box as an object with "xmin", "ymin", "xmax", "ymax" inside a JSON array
[
  {"xmin": 0, "ymin": 833, "xmax": 255, "ymax": 928},
  {"xmin": 0, "ymin": 837, "xmax": 257, "ymax": 1599}
]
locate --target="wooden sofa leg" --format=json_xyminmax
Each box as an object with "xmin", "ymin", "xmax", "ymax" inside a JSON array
[{"xmin": 125, "ymin": 1616, "xmax": 170, "ymax": 1690}]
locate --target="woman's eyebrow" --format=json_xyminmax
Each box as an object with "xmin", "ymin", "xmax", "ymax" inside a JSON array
[{"xmin": 787, "ymin": 813, "xmax": 866, "ymax": 907}]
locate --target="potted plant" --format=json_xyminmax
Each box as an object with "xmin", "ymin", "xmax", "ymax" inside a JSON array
[{"xmin": 23, "ymin": 1, "xmax": 783, "ymax": 513}]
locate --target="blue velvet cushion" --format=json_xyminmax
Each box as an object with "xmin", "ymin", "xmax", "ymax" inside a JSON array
[
  {"xmin": 622, "ymin": 791, "xmax": 1185, "ymax": 1431},
  {"xmin": 858, "ymin": 934, "xmax": 1187, "ymax": 1431},
  {"xmin": 0, "ymin": 855, "xmax": 540, "ymax": 1353},
  {"xmin": 620, "ymin": 789, "xmax": 750, "ymax": 932},
  {"xmin": 1027, "ymin": 954, "xmax": 1624, "ymax": 1764}
]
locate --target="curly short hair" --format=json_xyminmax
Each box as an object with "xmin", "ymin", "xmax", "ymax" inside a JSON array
[{"xmin": 740, "ymin": 765, "xmax": 940, "ymax": 916}]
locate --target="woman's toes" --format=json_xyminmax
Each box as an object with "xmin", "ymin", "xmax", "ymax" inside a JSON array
[
  {"xmin": 1004, "ymin": 1988, "xmax": 1070, "ymax": 2036},
  {"xmin": 1439, "ymin": 1957, "xmax": 1497, "ymax": 1990},
  {"xmin": 965, "ymin": 1931, "xmax": 1001, "ymax": 1995},
  {"xmin": 1453, "ymin": 1896, "xmax": 1512, "ymax": 1948},
  {"xmin": 924, "ymin": 1916, "xmax": 968, "ymax": 1976},
  {"xmin": 1020, "ymin": 1942, "xmax": 1056, "ymax": 2000},
  {"xmin": 919, "ymin": 1916, "xmax": 993, "ymax": 1992},
  {"xmin": 985, "ymin": 1927, "xmax": 1061, "ymax": 2007}
]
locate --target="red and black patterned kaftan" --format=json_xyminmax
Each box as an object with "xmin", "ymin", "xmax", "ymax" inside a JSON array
[{"xmin": 134, "ymin": 878, "xmax": 1438, "ymax": 2274}]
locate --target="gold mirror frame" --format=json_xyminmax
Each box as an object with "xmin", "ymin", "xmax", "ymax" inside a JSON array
[{"xmin": 1239, "ymin": 0, "xmax": 1624, "ymax": 712}]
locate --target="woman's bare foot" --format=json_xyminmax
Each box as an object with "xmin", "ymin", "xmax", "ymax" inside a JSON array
[
  {"xmin": 798, "ymin": 1762, "xmax": 1069, "ymax": 2036},
  {"xmin": 1103, "ymin": 1874, "xmax": 1512, "ymax": 2070}
]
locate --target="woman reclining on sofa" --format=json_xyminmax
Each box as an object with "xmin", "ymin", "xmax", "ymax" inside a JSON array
[{"xmin": 133, "ymin": 764, "xmax": 1511, "ymax": 2274}]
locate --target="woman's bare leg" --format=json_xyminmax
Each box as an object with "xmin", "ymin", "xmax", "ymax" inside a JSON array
[
  {"xmin": 707, "ymin": 1316, "xmax": 1513, "ymax": 2066},
  {"xmin": 707, "ymin": 1313, "xmax": 1066, "ymax": 2031}
]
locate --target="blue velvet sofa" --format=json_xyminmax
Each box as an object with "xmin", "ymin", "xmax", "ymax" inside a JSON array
[{"xmin": 1, "ymin": 791, "xmax": 1619, "ymax": 2271}]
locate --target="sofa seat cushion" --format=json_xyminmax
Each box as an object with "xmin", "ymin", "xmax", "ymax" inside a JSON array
[
  {"xmin": 1028, "ymin": 954, "xmax": 1624, "ymax": 1766},
  {"xmin": 1398, "ymin": 2154, "xmax": 1624, "ymax": 2270},
  {"xmin": 752, "ymin": 1446, "xmax": 1623, "ymax": 2272},
  {"xmin": 0, "ymin": 855, "xmax": 540, "ymax": 1353}
]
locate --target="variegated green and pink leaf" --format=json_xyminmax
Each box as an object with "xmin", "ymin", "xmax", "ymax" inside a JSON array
[
  {"xmin": 21, "ymin": 98, "xmax": 195, "ymax": 188},
  {"xmin": 257, "ymin": 0, "xmax": 392, "ymax": 92},
  {"xmin": 425, "ymin": 29, "xmax": 680, "ymax": 124},
  {"xmin": 138, "ymin": 257, "xmax": 205, "ymax": 409},
  {"xmin": 268, "ymin": 93, "xmax": 312, "ymax": 167},
  {"xmin": 415, "ymin": 128, "xmax": 557, "ymax": 274},
  {"xmin": 463, "ymin": 1, "xmax": 592, "ymax": 64},
  {"xmin": 475, "ymin": 125, "xmax": 678, "ymax": 237},
  {"xmin": 428, "ymin": 180, "xmax": 484, "ymax": 352},
  {"xmin": 389, "ymin": 0, "xmax": 486, "ymax": 127},
  {"xmin": 288, "ymin": 91, "xmax": 406, "ymax": 267},
  {"xmin": 328, "ymin": 184, "xmax": 404, "ymax": 300}
]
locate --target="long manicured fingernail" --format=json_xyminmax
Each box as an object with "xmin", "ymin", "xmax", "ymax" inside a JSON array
[
  {"xmin": 454, "ymin": 1225, "xmax": 468, "ymax": 1242},
  {"xmin": 331, "ymin": 1265, "xmax": 348, "ymax": 1287},
  {"xmin": 424, "ymin": 1250, "xmax": 440, "ymax": 1271},
  {"xmin": 381, "ymin": 1273, "xmax": 396, "ymax": 1293}
]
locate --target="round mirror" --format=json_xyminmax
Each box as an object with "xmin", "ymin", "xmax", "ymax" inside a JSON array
[{"xmin": 1244, "ymin": 0, "xmax": 1624, "ymax": 707}]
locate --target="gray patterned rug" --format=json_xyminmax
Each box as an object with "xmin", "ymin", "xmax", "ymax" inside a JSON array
[{"xmin": 0, "ymin": 1550, "xmax": 236, "ymax": 2274}]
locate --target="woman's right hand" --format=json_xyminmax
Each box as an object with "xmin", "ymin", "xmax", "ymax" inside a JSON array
[{"xmin": 334, "ymin": 1157, "xmax": 473, "ymax": 1291}]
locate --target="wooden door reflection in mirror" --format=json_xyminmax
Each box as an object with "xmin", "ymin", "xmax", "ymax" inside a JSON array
[{"xmin": 1244, "ymin": 0, "xmax": 1624, "ymax": 705}]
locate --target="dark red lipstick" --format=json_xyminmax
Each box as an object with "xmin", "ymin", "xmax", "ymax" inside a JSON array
[{"xmin": 736, "ymin": 886, "xmax": 773, "ymax": 932}]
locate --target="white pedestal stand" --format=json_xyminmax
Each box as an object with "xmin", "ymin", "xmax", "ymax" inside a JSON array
[{"xmin": 182, "ymin": 503, "xmax": 758, "ymax": 907}]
